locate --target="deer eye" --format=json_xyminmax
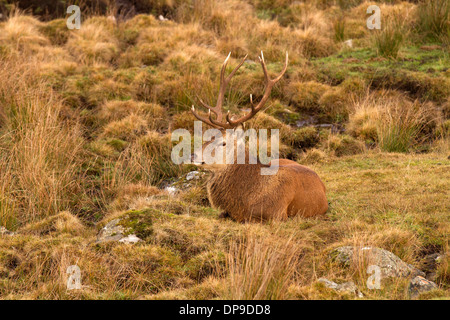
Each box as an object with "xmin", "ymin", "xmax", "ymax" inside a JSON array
[{"xmin": 222, "ymin": 142, "xmax": 226, "ymax": 146}]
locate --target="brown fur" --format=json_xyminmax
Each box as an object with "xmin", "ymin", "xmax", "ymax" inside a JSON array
[{"xmin": 206, "ymin": 158, "xmax": 328, "ymax": 222}]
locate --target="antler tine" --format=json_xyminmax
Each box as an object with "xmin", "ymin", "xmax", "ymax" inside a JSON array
[
  {"xmin": 192, "ymin": 53, "xmax": 248, "ymax": 129},
  {"xmin": 191, "ymin": 105, "xmax": 221, "ymax": 129},
  {"xmin": 226, "ymin": 51, "xmax": 289, "ymax": 127},
  {"xmin": 192, "ymin": 52, "xmax": 288, "ymax": 129},
  {"xmin": 195, "ymin": 94, "xmax": 213, "ymax": 111},
  {"xmin": 212, "ymin": 52, "xmax": 232, "ymax": 122},
  {"xmin": 213, "ymin": 53, "xmax": 248, "ymax": 122},
  {"xmin": 272, "ymin": 51, "xmax": 289, "ymax": 82},
  {"xmin": 249, "ymin": 94, "xmax": 255, "ymax": 108}
]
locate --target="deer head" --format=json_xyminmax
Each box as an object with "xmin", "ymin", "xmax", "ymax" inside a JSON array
[{"xmin": 191, "ymin": 51, "xmax": 288, "ymax": 168}]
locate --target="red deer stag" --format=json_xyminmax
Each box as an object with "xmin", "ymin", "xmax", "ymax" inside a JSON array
[{"xmin": 191, "ymin": 52, "xmax": 328, "ymax": 222}]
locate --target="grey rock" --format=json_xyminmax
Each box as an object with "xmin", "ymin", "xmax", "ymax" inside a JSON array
[
  {"xmin": 96, "ymin": 219, "xmax": 143, "ymax": 244},
  {"xmin": 331, "ymin": 246, "xmax": 425, "ymax": 279},
  {"xmin": 344, "ymin": 39, "xmax": 353, "ymax": 48},
  {"xmin": 97, "ymin": 219, "xmax": 126, "ymax": 243},
  {"xmin": 165, "ymin": 186, "xmax": 178, "ymax": 195},
  {"xmin": 186, "ymin": 171, "xmax": 202, "ymax": 181},
  {"xmin": 408, "ymin": 276, "xmax": 438, "ymax": 298},
  {"xmin": 318, "ymin": 278, "xmax": 363, "ymax": 298},
  {"xmin": 164, "ymin": 170, "xmax": 207, "ymax": 193},
  {"xmin": 96, "ymin": 209, "xmax": 152, "ymax": 244}
]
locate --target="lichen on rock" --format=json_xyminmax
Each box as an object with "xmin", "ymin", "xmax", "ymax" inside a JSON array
[
  {"xmin": 330, "ymin": 246, "xmax": 425, "ymax": 279},
  {"xmin": 97, "ymin": 208, "xmax": 154, "ymax": 244}
]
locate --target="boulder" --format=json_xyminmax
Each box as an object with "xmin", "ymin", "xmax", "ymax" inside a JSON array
[
  {"xmin": 408, "ymin": 276, "xmax": 438, "ymax": 298},
  {"xmin": 331, "ymin": 246, "xmax": 425, "ymax": 279},
  {"xmin": 97, "ymin": 209, "xmax": 153, "ymax": 244}
]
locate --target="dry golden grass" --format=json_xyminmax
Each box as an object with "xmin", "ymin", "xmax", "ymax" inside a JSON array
[
  {"xmin": 0, "ymin": 59, "xmax": 83, "ymax": 226},
  {"xmin": 0, "ymin": 151, "xmax": 448, "ymax": 299},
  {"xmin": 225, "ymin": 229, "xmax": 302, "ymax": 299},
  {"xmin": 0, "ymin": 11, "xmax": 49, "ymax": 53},
  {"xmin": 348, "ymin": 91, "xmax": 440, "ymax": 152},
  {"xmin": 0, "ymin": 3, "xmax": 448, "ymax": 300}
]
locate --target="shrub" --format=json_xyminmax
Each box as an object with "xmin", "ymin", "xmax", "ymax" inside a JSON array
[
  {"xmin": 247, "ymin": 112, "xmax": 293, "ymax": 144},
  {"xmin": 113, "ymin": 131, "xmax": 185, "ymax": 185},
  {"xmin": 102, "ymin": 114, "xmax": 148, "ymax": 141},
  {"xmin": 377, "ymin": 102, "xmax": 429, "ymax": 152},
  {"xmin": 265, "ymin": 100, "xmax": 301, "ymax": 125},
  {"xmin": 318, "ymin": 87, "xmax": 350, "ymax": 123},
  {"xmin": 294, "ymin": 28, "xmax": 336, "ymax": 58},
  {"xmin": 299, "ymin": 148, "xmax": 326, "ymax": 164},
  {"xmin": 0, "ymin": 59, "xmax": 82, "ymax": 225}
]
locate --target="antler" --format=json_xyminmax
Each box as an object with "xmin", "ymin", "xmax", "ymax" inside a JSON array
[{"xmin": 191, "ymin": 51, "xmax": 288, "ymax": 129}]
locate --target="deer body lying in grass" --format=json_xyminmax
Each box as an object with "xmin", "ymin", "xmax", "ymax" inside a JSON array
[{"xmin": 191, "ymin": 52, "xmax": 328, "ymax": 222}]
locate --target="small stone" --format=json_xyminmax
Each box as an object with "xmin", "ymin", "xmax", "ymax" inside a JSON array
[
  {"xmin": 119, "ymin": 234, "xmax": 142, "ymax": 244},
  {"xmin": 186, "ymin": 171, "xmax": 201, "ymax": 181},
  {"xmin": 0, "ymin": 226, "xmax": 14, "ymax": 236},
  {"xmin": 408, "ymin": 276, "xmax": 438, "ymax": 298},
  {"xmin": 165, "ymin": 186, "xmax": 177, "ymax": 195},
  {"xmin": 318, "ymin": 278, "xmax": 338, "ymax": 289},
  {"xmin": 344, "ymin": 39, "xmax": 353, "ymax": 48},
  {"xmin": 318, "ymin": 278, "xmax": 363, "ymax": 297}
]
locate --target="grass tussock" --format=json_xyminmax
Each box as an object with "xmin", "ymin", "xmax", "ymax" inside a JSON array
[
  {"xmin": 226, "ymin": 230, "xmax": 302, "ymax": 300},
  {"xmin": 348, "ymin": 92, "xmax": 438, "ymax": 152},
  {"xmin": 372, "ymin": 21, "xmax": 406, "ymax": 59},
  {"xmin": 65, "ymin": 18, "xmax": 119, "ymax": 64},
  {"xmin": 0, "ymin": 11, "xmax": 49, "ymax": 53}
]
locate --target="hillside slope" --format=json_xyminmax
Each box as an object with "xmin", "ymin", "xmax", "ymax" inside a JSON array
[{"xmin": 0, "ymin": 0, "xmax": 449, "ymax": 299}]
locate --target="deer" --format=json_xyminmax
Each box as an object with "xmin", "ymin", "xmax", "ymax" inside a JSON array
[{"xmin": 191, "ymin": 52, "xmax": 328, "ymax": 222}]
